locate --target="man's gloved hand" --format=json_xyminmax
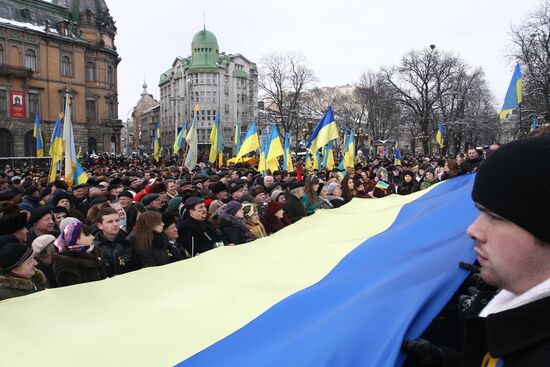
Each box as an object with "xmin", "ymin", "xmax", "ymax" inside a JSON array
[{"xmin": 402, "ymin": 338, "xmax": 445, "ymax": 366}]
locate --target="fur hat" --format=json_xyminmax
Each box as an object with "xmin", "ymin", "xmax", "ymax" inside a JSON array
[
  {"xmin": 222, "ymin": 200, "xmax": 242, "ymax": 216},
  {"xmin": 242, "ymin": 202, "xmax": 257, "ymax": 219},
  {"xmin": 265, "ymin": 201, "xmax": 284, "ymax": 217},
  {"xmin": 0, "ymin": 212, "xmax": 27, "ymax": 235}
]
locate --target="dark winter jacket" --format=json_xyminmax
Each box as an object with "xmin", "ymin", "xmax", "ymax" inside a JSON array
[
  {"xmin": 461, "ymin": 157, "xmax": 483, "ymax": 173},
  {"xmin": 218, "ymin": 211, "xmax": 254, "ymax": 245},
  {"xmin": 397, "ymin": 181, "xmax": 419, "ymax": 195},
  {"xmin": 130, "ymin": 232, "xmax": 171, "ymax": 268},
  {"xmin": 52, "ymin": 247, "xmax": 108, "ymax": 286},
  {"xmin": 0, "ymin": 269, "xmax": 46, "ymax": 301},
  {"xmin": 93, "ymin": 230, "xmax": 136, "ymax": 277},
  {"xmin": 125, "ymin": 204, "xmax": 139, "ymax": 234},
  {"xmin": 283, "ymin": 194, "xmax": 307, "ymax": 223},
  {"xmin": 327, "ymin": 195, "xmax": 345, "ymax": 208},
  {"xmin": 177, "ymin": 216, "xmax": 223, "ymax": 257},
  {"xmin": 461, "ymin": 295, "xmax": 550, "ymax": 366}
]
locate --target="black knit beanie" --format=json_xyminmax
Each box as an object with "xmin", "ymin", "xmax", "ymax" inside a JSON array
[
  {"xmin": 472, "ymin": 136, "xmax": 550, "ymax": 243},
  {"xmin": 0, "ymin": 242, "xmax": 33, "ymax": 272}
]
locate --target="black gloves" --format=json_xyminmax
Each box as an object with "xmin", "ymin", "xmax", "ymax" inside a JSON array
[{"xmin": 402, "ymin": 338, "xmax": 445, "ymax": 366}]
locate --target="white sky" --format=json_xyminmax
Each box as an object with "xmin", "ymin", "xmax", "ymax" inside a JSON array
[{"xmin": 108, "ymin": 0, "xmax": 541, "ymax": 120}]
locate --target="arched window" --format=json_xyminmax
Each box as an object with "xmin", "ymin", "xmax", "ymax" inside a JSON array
[
  {"xmin": 61, "ymin": 55, "xmax": 71, "ymax": 76},
  {"xmin": 25, "ymin": 49, "xmax": 36, "ymax": 71},
  {"xmin": 24, "ymin": 130, "xmax": 36, "ymax": 157},
  {"xmin": 85, "ymin": 62, "xmax": 95, "ymax": 81},
  {"xmin": 0, "ymin": 129, "xmax": 14, "ymax": 157}
]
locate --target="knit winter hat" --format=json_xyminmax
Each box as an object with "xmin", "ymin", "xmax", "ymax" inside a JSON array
[
  {"xmin": 270, "ymin": 189, "xmax": 285, "ymax": 202},
  {"xmin": 472, "ymin": 136, "xmax": 550, "ymax": 243},
  {"xmin": 208, "ymin": 199, "xmax": 224, "ymax": 216},
  {"xmin": 266, "ymin": 201, "xmax": 284, "ymax": 217},
  {"xmin": 327, "ymin": 182, "xmax": 340, "ymax": 195},
  {"xmin": 223, "ymin": 200, "xmax": 242, "ymax": 216},
  {"xmin": 0, "ymin": 212, "xmax": 27, "ymax": 235},
  {"xmin": 54, "ymin": 222, "xmax": 83, "ymax": 252},
  {"xmin": 31, "ymin": 234, "xmax": 56, "ymax": 257},
  {"xmin": 0, "ymin": 242, "xmax": 33, "ymax": 272},
  {"xmin": 59, "ymin": 217, "xmax": 81, "ymax": 233}
]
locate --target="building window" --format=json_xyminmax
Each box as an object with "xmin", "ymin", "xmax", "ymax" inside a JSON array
[
  {"xmin": 25, "ymin": 49, "xmax": 36, "ymax": 71},
  {"xmin": 212, "ymin": 91, "xmax": 216, "ymax": 103},
  {"xmin": 106, "ymin": 65, "xmax": 113, "ymax": 85},
  {"xmin": 28, "ymin": 93, "xmax": 39, "ymax": 118},
  {"xmin": 86, "ymin": 99, "xmax": 97, "ymax": 122},
  {"xmin": 0, "ymin": 90, "xmax": 6, "ymax": 118},
  {"xmin": 106, "ymin": 97, "xmax": 116, "ymax": 120},
  {"xmin": 0, "ymin": 45, "xmax": 5, "ymax": 65},
  {"xmin": 85, "ymin": 62, "xmax": 95, "ymax": 81},
  {"xmin": 61, "ymin": 55, "xmax": 72, "ymax": 77}
]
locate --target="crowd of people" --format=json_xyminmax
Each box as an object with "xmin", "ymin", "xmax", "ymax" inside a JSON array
[{"xmin": 0, "ymin": 144, "xmax": 495, "ymax": 300}]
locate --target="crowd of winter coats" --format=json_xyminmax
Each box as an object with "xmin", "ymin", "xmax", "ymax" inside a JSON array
[{"xmin": 0, "ymin": 148, "xmax": 487, "ymax": 301}]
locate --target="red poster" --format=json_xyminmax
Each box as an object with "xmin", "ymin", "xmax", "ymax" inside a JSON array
[{"xmin": 10, "ymin": 91, "xmax": 25, "ymax": 119}]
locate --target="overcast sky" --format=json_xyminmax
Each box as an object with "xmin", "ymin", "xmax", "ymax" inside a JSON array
[{"xmin": 108, "ymin": 0, "xmax": 541, "ymax": 121}]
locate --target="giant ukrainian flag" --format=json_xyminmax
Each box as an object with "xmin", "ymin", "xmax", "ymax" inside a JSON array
[{"xmin": 0, "ymin": 175, "xmax": 478, "ymax": 367}]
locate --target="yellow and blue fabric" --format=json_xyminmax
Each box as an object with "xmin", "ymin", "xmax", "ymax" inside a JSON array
[
  {"xmin": 313, "ymin": 148, "xmax": 322, "ymax": 170},
  {"xmin": 282, "ymin": 132, "xmax": 294, "ymax": 172},
  {"xmin": 481, "ymin": 353, "xmax": 504, "ymax": 367},
  {"xmin": 236, "ymin": 121, "xmax": 260, "ymax": 161},
  {"xmin": 306, "ymin": 106, "xmax": 340, "ymax": 153},
  {"xmin": 48, "ymin": 114, "xmax": 63, "ymax": 182},
  {"xmin": 344, "ymin": 129, "xmax": 355, "ymax": 168},
  {"xmin": 234, "ymin": 118, "xmax": 242, "ymax": 153},
  {"xmin": 499, "ymin": 63, "xmax": 523, "ymax": 120},
  {"xmin": 375, "ymin": 181, "xmax": 390, "ymax": 190},
  {"xmin": 266, "ymin": 121, "xmax": 283, "ymax": 173},
  {"xmin": 323, "ymin": 141, "xmax": 335, "ymax": 170},
  {"xmin": 305, "ymin": 150, "xmax": 314, "ymax": 171},
  {"xmin": 531, "ymin": 116, "xmax": 537, "ymax": 132},
  {"xmin": 154, "ymin": 121, "xmax": 161, "ymax": 162},
  {"xmin": 209, "ymin": 114, "xmax": 222, "ymax": 166},
  {"xmin": 33, "ymin": 112, "xmax": 44, "ymax": 158},
  {"xmin": 62, "ymin": 96, "xmax": 88, "ymax": 187},
  {"xmin": 258, "ymin": 132, "xmax": 267, "ymax": 175},
  {"xmin": 0, "ymin": 175, "xmax": 478, "ymax": 366},
  {"xmin": 173, "ymin": 120, "xmax": 189, "ymax": 154},
  {"xmin": 394, "ymin": 140, "xmax": 402, "ymax": 166},
  {"xmin": 436, "ymin": 122, "xmax": 445, "ymax": 149}
]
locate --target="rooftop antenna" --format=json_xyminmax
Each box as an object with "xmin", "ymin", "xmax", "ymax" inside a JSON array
[{"xmin": 203, "ymin": 10, "xmax": 206, "ymax": 30}]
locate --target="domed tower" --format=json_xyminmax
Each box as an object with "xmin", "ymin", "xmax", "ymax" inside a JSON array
[{"xmin": 188, "ymin": 27, "xmax": 220, "ymax": 72}]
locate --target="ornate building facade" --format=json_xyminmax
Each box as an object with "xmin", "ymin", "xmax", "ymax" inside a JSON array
[
  {"xmin": 0, "ymin": 0, "xmax": 121, "ymax": 157},
  {"xmin": 158, "ymin": 28, "xmax": 258, "ymax": 155}
]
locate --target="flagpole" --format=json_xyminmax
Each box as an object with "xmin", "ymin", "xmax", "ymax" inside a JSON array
[{"xmin": 519, "ymin": 102, "xmax": 523, "ymax": 137}]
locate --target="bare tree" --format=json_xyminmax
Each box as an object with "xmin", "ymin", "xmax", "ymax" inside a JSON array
[
  {"xmin": 356, "ymin": 71, "xmax": 401, "ymax": 141},
  {"xmin": 258, "ymin": 52, "xmax": 317, "ymax": 140},
  {"xmin": 382, "ymin": 46, "xmax": 459, "ymax": 153},
  {"xmin": 510, "ymin": 0, "xmax": 550, "ymax": 133}
]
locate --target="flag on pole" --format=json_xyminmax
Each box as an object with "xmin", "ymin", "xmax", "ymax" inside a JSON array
[
  {"xmin": 184, "ymin": 118, "xmax": 198, "ymax": 171},
  {"xmin": 282, "ymin": 132, "xmax": 294, "ymax": 173},
  {"xmin": 62, "ymin": 94, "xmax": 88, "ymax": 187},
  {"xmin": 338, "ymin": 129, "xmax": 348, "ymax": 172},
  {"xmin": 394, "ymin": 140, "xmax": 402, "ymax": 166},
  {"xmin": 435, "ymin": 122, "xmax": 444, "ymax": 149},
  {"xmin": 174, "ymin": 120, "xmax": 189, "ymax": 154},
  {"xmin": 258, "ymin": 132, "xmax": 267, "ymax": 175},
  {"xmin": 499, "ymin": 63, "xmax": 523, "ymax": 120},
  {"xmin": 234, "ymin": 117, "xmax": 242, "ymax": 153},
  {"xmin": 153, "ymin": 121, "xmax": 161, "ymax": 162},
  {"xmin": 323, "ymin": 141, "xmax": 335, "ymax": 170},
  {"xmin": 344, "ymin": 130, "xmax": 355, "ymax": 168},
  {"xmin": 266, "ymin": 121, "xmax": 283, "ymax": 173},
  {"xmin": 531, "ymin": 116, "xmax": 537, "ymax": 132},
  {"xmin": 33, "ymin": 112, "xmax": 44, "ymax": 158},
  {"xmin": 306, "ymin": 106, "xmax": 340, "ymax": 153},
  {"xmin": 236, "ymin": 121, "xmax": 260, "ymax": 161},
  {"xmin": 209, "ymin": 113, "xmax": 222, "ymax": 166},
  {"xmin": 48, "ymin": 114, "xmax": 64, "ymax": 183}
]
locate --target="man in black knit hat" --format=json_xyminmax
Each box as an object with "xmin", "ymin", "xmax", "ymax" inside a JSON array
[{"xmin": 404, "ymin": 136, "xmax": 550, "ymax": 366}]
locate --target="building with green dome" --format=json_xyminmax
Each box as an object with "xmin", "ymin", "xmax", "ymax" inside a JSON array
[{"xmin": 158, "ymin": 27, "xmax": 258, "ymax": 153}]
